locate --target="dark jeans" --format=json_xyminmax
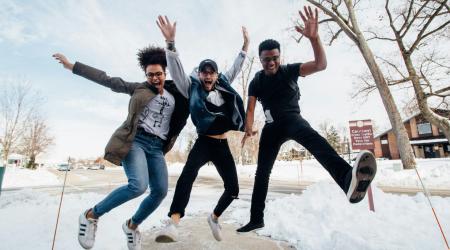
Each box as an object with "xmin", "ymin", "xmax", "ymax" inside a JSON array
[
  {"xmin": 250, "ymin": 114, "xmax": 352, "ymax": 223},
  {"xmin": 169, "ymin": 135, "xmax": 239, "ymax": 218}
]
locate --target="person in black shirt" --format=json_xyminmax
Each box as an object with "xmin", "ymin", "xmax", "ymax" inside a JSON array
[{"xmin": 237, "ymin": 6, "xmax": 377, "ymax": 233}]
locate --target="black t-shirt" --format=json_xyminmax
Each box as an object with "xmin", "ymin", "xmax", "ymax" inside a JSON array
[
  {"xmin": 248, "ymin": 63, "xmax": 301, "ymax": 122},
  {"xmin": 204, "ymin": 101, "xmax": 231, "ymax": 135}
]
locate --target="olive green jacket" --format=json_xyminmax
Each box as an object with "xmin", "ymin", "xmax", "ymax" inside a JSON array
[{"xmin": 73, "ymin": 62, "xmax": 189, "ymax": 165}]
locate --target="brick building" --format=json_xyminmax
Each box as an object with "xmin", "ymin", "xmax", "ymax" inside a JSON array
[{"xmin": 373, "ymin": 110, "xmax": 450, "ymax": 159}]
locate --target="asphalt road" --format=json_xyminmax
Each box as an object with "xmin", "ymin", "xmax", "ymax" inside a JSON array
[{"xmin": 4, "ymin": 168, "xmax": 450, "ymax": 197}]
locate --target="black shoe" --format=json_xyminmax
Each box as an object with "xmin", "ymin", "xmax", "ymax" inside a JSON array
[
  {"xmin": 346, "ymin": 150, "xmax": 377, "ymax": 203},
  {"xmin": 236, "ymin": 221, "xmax": 264, "ymax": 233}
]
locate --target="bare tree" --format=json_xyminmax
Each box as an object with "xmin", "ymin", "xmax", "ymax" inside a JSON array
[
  {"xmin": 0, "ymin": 80, "xmax": 42, "ymax": 165},
  {"xmin": 382, "ymin": 0, "xmax": 450, "ymax": 141},
  {"xmin": 239, "ymin": 55, "xmax": 256, "ymax": 107},
  {"xmin": 224, "ymin": 53, "xmax": 262, "ymax": 166},
  {"xmin": 18, "ymin": 113, "xmax": 54, "ymax": 169},
  {"xmin": 301, "ymin": 0, "xmax": 417, "ymax": 169}
]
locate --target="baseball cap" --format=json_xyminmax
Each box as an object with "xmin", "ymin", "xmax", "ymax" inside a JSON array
[{"xmin": 198, "ymin": 59, "xmax": 218, "ymax": 73}]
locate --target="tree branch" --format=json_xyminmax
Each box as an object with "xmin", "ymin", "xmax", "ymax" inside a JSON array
[
  {"xmin": 307, "ymin": 0, "xmax": 359, "ymax": 44},
  {"xmin": 366, "ymin": 30, "xmax": 396, "ymax": 41},
  {"xmin": 409, "ymin": 1, "xmax": 447, "ymax": 54},
  {"xmin": 400, "ymin": 0, "xmax": 432, "ymax": 37}
]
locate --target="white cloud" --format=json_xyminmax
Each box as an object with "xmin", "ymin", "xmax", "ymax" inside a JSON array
[{"xmin": 1, "ymin": 0, "xmax": 421, "ymax": 160}]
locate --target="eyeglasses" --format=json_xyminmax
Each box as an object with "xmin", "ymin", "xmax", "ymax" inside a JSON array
[
  {"xmin": 145, "ymin": 71, "xmax": 165, "ymax": 78},
  {"xmin": 260, "ymin": 55, "xmax": 280, "ymax": 63}
]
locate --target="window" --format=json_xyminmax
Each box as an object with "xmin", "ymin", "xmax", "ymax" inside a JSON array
[{"xmin": 417, "ymin": 123, "xmax": 432, "ymax": 135}]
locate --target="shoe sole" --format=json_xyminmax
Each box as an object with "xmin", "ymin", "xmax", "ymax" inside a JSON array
[
  {"xmin": 347, "ymin": 150, "xmax": 377, "ymax": 203},
  {"xmin": 155, "ymin": 235, "xmax": 176, "ymax": 243}
]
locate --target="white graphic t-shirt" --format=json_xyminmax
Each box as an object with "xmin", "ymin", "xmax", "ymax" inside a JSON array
[{"xmin": 138, "ymin": 90, "xmax": 175, "ymax": 140}]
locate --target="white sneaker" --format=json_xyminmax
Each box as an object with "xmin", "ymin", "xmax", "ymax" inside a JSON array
[
  {"xmin": 78, "ymin": 209, "xmax": 98, "ymax": 249},
  {"xmin": 155, "ymin": 220, "xmax": 178, "ymax": 243},
  {"xmin": 207, "ymin": 213, "xmax": 222, "ymax": 241},
  {"xmin": 347, "ymin": 150, "xmax": 377, "ymax": 203},
  {"xmin": 122, "ymin": 220, "xmax": 141, "ymax": 250}
]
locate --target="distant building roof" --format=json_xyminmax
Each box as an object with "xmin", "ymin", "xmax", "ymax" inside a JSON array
[{"xmin": 374, "ymin": 109, "xmax": 449, "ymax": 138}]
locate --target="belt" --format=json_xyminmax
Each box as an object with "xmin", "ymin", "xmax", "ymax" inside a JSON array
[{"xmin": 137, "ymin": 128, "xmax": 160, "ymax": 139}]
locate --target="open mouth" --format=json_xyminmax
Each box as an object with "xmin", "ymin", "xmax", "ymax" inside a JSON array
[
  {"xmin": 203, "ymin": 80, "xmax": 214, "ymax": 87},
  {"xmin": 151, "ymin": 80, "xmax": 161, "ymax": 86}
]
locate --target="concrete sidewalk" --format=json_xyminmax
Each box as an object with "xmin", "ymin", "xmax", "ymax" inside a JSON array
[{"xmin": 142, "ymin": 216, "xmax": 295, "ymax": 250}]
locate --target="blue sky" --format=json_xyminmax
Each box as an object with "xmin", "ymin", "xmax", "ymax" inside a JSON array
[{"xmin": 1, "ymin": 0, "xmax": 411, "ymax": 162}]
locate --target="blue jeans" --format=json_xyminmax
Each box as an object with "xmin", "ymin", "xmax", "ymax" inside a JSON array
[{"xmin": 92, "ymin": 131, "xmax": 168, "ymax": 225}]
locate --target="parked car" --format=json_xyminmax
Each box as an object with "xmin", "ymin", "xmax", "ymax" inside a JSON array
[
  {"xmin": 57, "ymin": 163, "xmax": 73, "ymax": 171},
  {"xmin": 88, "ymin": 164, "xmax": 105, "ymax": 170}
]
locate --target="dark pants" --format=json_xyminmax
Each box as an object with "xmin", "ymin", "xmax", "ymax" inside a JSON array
[
  {"xmin": 250, "ymin": 114, "xmax": 352, "ymax": 223},
  {"xmin": 169, "ymin": 135, "xmax": 239, "ymax": 218}
]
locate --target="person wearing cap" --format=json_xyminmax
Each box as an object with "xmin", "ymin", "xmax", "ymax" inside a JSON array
[{"xmin": 155, "ymin": 15, "xmax": 248, "ymax": 242}]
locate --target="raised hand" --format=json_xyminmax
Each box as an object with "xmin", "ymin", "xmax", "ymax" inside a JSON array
[
  {"xmin": 242, "ymin": 26, "xmax": 249, "ymax": 52},
  {"xmin": 156, "ymin": 15, "xmax": 176, "ymax": 42},
  {"xmin": 295, "ymin": 6, "xmax": 319, "ymax": 40},
  {"xmin": 52, "ymin": 53, "xmax": 74, "ymax": 71}
]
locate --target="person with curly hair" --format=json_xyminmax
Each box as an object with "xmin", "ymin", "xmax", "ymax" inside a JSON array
[{"xmin": 52, "ymin": 46, "xmax": 190, "ymax": 250}]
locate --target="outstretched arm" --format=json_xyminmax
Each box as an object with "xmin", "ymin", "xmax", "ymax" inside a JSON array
[
  {"xmin": 157, "ymin": 15, "xmax": 191, "ymax": 99},
  {"xmin": 224, "ymin": 26, "xmax": 249, "ymax": 83},
  {"xmin": 52, "ymin": 53, "xmax": 139, "ymax": 95},
  {"xmin": 296, "ymin": 6, "xmax": 327, "ymax": 77}
]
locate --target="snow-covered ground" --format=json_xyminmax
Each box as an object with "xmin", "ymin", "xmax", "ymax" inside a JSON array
[
  {"xmin": 2, "ymin": 167, "xmax": 61, "ymax": 188},
  {"xmin": 1, "ymin": 183, "xmax": 449, "ymax": 249},
  {"xmin": 1, "ymin": 158, "xmax": 449, "ymax": 249}
]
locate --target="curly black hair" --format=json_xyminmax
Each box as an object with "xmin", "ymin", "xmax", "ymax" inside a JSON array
[
  {"xmin": 258, "ymin": 39, "xmax": 280, "ymax": 55},
  {"xmin": 137, "ymin": 45, "xmax": 167, "ymax": 71}
]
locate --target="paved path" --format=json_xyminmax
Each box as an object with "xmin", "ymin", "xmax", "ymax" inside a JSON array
[{"xmin": 142, "ymin": 216, "xmax": 295, "ymax": 250}]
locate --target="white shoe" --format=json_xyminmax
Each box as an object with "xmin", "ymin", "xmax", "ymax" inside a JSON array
[
  {"xmin": 347, "ymin": 150, "xmax": 377, "ymax": 203},
  {"xmin": 207, "ymin": 213, "xmax": 222, "ymax": 241},
  {"xmin": 122, "ymin": 220, "xmax": 141, "ymax": 250},
  {"xmin": 155, "ymin": 220, "xmax": 178, "ymax": 243},
  {"xmin": 78, "ymin": 209, "xmax": 98, "ymax": 249}
]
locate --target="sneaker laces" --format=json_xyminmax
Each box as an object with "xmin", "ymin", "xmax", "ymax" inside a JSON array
[{"xmin": 87, "ymin": 217, "xmax": 98, "ymax": 239}]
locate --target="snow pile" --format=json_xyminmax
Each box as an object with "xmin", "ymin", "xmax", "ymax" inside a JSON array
[
  {"xmin": 375, "ymin": 159, "xmax": 450, "ymax": 189},
  {"xmin": 229, "ymin": 182, "xmax": 450, "ymax": 250},
  {"xmin": 2, "ymin": 167, "xmax": 61, "ymax": 188}
]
